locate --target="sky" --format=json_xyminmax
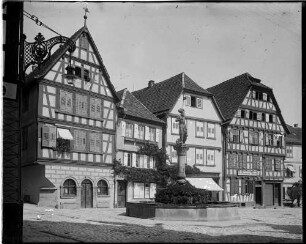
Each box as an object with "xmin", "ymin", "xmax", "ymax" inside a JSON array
[{"xmin": 23, "ymin": 1, "xmax": 302, "ymax": 127}]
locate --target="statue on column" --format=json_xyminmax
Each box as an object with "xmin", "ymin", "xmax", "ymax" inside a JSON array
[{"xmin": 176, "ymin": 108, "xmax": 188, "ymax": 144}]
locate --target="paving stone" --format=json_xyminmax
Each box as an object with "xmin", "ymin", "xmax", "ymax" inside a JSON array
[{"xmin": 23, "ymin": 204, "xmax": 302, "ymax": 243}]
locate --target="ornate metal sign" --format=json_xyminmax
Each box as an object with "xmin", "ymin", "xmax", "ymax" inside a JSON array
[{"xmin": 23, "ymin": 32, "xmax": 76, "ymax": 71}]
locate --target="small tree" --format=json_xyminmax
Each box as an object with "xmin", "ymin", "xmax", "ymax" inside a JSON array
[{"xmin": 287, "ymin": 180, "xmax": 302, "ymax": 207}]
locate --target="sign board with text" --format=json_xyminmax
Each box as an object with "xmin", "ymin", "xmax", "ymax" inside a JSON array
[{"xmin": 237, "ymin": 170, "xmax": 260, "ymax": 176}]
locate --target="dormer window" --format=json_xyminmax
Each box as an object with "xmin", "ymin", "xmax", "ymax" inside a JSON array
[{"xmin": 185, "ymin": 95, "xmax": 203, "ymax": 109}]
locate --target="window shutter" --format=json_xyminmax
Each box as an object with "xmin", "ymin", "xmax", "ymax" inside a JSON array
[
  {"xmin": 245, "ymin": 110, "xmax": 249, "ymax": 119},
  {"xmin": 259, "ymin": 131, "xmax": 264, "ymax": 146},
  {"xmin": 145, "ymin": 126, "xmax": 149, "ymax": 140},
  {"xmin": 238, "ymin": 154, "xmax": 243, "ymax": 169},
  {"xmin": 121, "ymin": 121, "xmax": 126, "ymax": 136},
  {"xmin": 273, "ymin": 134, "xmax": 277, "ymax": 146},
  {"xmin": 239, "ymin": 130, "xmax": 243, "ymax": 143},
  {"xmin": 257, "ymin": 113, "xmax": 262, "ymax": 121},
  {"xmin": 263, "ymin": 93, "xmax": 267, "ymax": 101},
  {"xmin": 42, "ymin": 125, "xmax": 50, "ymax": 147},
  {"xmin": 230, "ymin": 178, "xmax": 234, "ymax": 195},
  {"xmin": 253, "ymin": 91, "xmax": 256, "ymax": 99},
  {"xmin": 90, "ymin": 98, "xmax": 96, "ymax": 118},
  {"xmin": 74, "ymin": 130, "xmax": 78, "ymax": 149},
  {"xmin": 155, "ymin": 128, "xmax": 160, "ymax": 142},
  {"xmin": 132, "ymin": 153, "xmax": 136, "ymax": 167},
  {"xmin": 281, "ymin": 135, "xmax": 285, "ymax": 148},
  {"xmin": 185, "ymin": 95, "xmax": 191, "ymax": 106},
  {"xmin": 229, "ymin": 130, "xmax": 233, "ymax": 142},
  {"xmin": 196, "ymin": 98, "xmax": 202, "ymax": 108},
  {"xmin": 49, "ymin": 126, "xmax": 57, "ymax": 148},
  {"xmin": 95, "ymin": 133, "xmax": 101, "ymax": 153},
  {"xmin": 236, "ymin": 109, "xmax": 241, "ymax": 118},
  {"xmin": 66, "ymin": 92, "xmax": 73, "ymax": 113},
  {"xmin": 123, "ymin": 152, "xmax": 128, "ymax": 166},
  {"xmin": 96, "ymin": 99, "xmax": 102, "ymax": 119},
  {"xmin": 241, "ymin": 179, "xmax": 245, "ymax": 195},
  {"xmin": 149, "ymin": 157, "xmax": 154, "ymax": 169},
  {"xmin": 150, "ymin": 183, "xmax": 156, "ymax": 198},
  {"xmin": 243, "ymin": 154, "xmax": 247, "ymax": 169},
  {"xmin": 144, "ymin": 155, "xmax": 148, "ymax": 168},
  {"xmin": 90, "ymin": 133, "xmax": 95, "ymax": 152},
  {"xmin": 134, "ymin": 124, "xmax": 139, "ymax": 139}
]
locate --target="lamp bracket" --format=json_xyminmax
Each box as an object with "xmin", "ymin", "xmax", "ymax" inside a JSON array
[{"xmin": 23, "ymin": 33, "xmax": 76, "ymax": 71}]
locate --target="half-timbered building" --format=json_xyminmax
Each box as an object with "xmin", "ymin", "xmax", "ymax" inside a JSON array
[
  {"xmin": 115, "ymin": 89, "xmax": 165, "ymax": 207},
  {"xmin": 283, "ymin": 124, "xmax": 302, "ymax": 200},
  {"xmin": 207, "ymin": 73, "xmax": 290, "ymax": 207},
  {"xmin": 133, "ymin": 73, "xmax": 225, "ymax": 201},
  {"xmin": 21, "ymin": 25, "xmax": 119, "ymax": 208}
]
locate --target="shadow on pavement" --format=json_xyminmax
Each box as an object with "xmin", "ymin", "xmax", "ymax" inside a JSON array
[
  {"xmin": 23, "ymin": 219, "xmax": 302, "ymax": 243},
  {"xmin": 266, "ymin": 224, "xmax": 303, "ymax": 235}
]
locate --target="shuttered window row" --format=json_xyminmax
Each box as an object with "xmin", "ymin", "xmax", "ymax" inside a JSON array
[
  {"xmin": 59, "ymin": 89, "xmax": 103, "ymax": 120},
  {"xmin": 121, "ymin": 121, "xmax": 160, "ymax": 143},
  {"xmin": 41, "ymin": 125, "xmax": 111, "ymax": 154}
]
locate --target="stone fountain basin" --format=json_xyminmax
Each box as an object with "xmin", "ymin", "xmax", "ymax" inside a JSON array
[{"xmin": 126, "ymin": 201, "xmax": 240, "ymax": 221}]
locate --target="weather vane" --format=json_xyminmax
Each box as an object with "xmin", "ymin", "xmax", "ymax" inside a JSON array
[{"xmin": 83, "ymin": 7, "xmax": 89, "ymax": 26}]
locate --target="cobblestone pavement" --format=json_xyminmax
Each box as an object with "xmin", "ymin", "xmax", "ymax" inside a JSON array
[{"xmin": 23, "ymin": 203, "xmax": 303, "ymax": 243}]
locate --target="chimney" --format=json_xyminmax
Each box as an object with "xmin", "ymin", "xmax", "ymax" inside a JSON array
[
  {"xmin": 148, "ymin": 80, "xmax": 155, "ymax": 88},
  {"xmin": 294, "ymin": 124, "xmax": 298, "ymax": 128}
]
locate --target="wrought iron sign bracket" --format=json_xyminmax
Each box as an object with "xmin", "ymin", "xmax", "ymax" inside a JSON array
[{"xmin": 23, "ymin": 32, "xmax": 76, "ymax": 71}]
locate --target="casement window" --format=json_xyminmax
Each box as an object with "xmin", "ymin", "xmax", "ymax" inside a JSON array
[
  {"xmin": 274, "ymin": 134, "xmax": 283, "ymax": 148},
  {"xmin": 229, "ymin": 129, "xmax": 240, "ymax": 143},
  {"xmin": 286, "ymin": 145, "xmax": 293, "ymax": 158},
  {"xmin": 206, "ymin": 149, "xmax": 215, "ymax": 166},
  {"xmin": 59, "ymin": 89, "xmax": 73, "ymax": 113},
  {"xmin": 265, "ymin": 158, "xmax": 273, "ymax": 171},
  {"xmin": 238, "ymin": 154, "xmax": 247, "ymax": 169},
  {"xmin": 263, "ymin": 93, "xmax": 267, "ymax": 101},
  {"xmin": 148, "ymin": 127, "xmax": 156, "ymax": 141},
  {"xmin": 75, "ymin": 66, "xmax": 82, "ymax": 78},
  {"xmin": 267, "ymin": 94, "xmax": 271, "ymax": 102},
  {"xmin": 97, "ymin": 180, "xmax": 108, "ymax": 196},
  {"xmin": 75, "ymin": 93, "xmax": 88, "ymax": 117},
  {"xmin": 75, "ymin": 65, "xmax": 90, "ymax": 82},
  {"xmin": 269, "ymin": 114, "xmax": 274, "ymax": 123},
  {"xmin": 62, "ymin": 179, "xmax": 77, "ymax": 197},
  {"xmin": 195, "ymin": 148, "xmax": 204, "ymax": 165},
  {"xmin": 248, "ymin": 111, "xmax": 257, "ymax": 120},
  {"xmin": 125, "ymin": 123, "xmax": 134, "ymax": 138},
  {"xmin": 123, "ymin": 152, "xmax": 133, "ymax": 167},
  {"xmin": 83, "ymin": 69, "xmax": 90, "ymax": 82},
  {"xmin": 240, "ymin": 110, "xmax": 245, "ymax": 118},
  {"xmin": 259, "ymin": 92, "xmax": 263, "ymax": 100},
  {"xmin": 89, "ymin": 97, "xmax": 102, "ymax": 119},
  {"xmin": 89, "ymin": 132, "xmax": 101, "ymax": 153},
  {"xmin": 171, "ymin": 117, "xmax": 179, "ymax": 134},
  {"xmin": 274, "ymin": 159, "xmax": 281, "ymax": 171},
  {"xmin": 207, "ymin": 123, "xmax": 216, "ymax": 139},
  {"xmin": 228, "ymin": 153, "xmax": 238, "ymax": 168},
  {"xmin": 253, "ymin": 112, "xmax": 257, "ymax": 120},
  {"xmin": 265, "ymin": 133, "xmax": 273, "ymax": 146},
  {"xmin": 170, "ymin": 146, "xmax": 178, "ymax": 163},
  {"xmin": 252, "ymin": 155, "xmax": 260, "ymax": 170},
  {"xmin": 42, "ymin": 125, "xmax": 57, "ymax": 148},
  {"xmin": 80, "ymin": 35, "xmax": 89, "ymax": 50},
  {"xmin": 74, "ymin": 130, "xmax": 87, "ymax": 151},
  {"xmin": 185, "ymin": 95, "xmax": 203, "ymax": 109},
  {"xmin": 249, "ymin": 131, "xmax": 259, "ymax": 145},
  {"xmin": 133, "ymin": 183, "xmax": 156, "ymax": 199},
  {"xmin": 22, "ymin": 126, "xmax": 28, "ymax": 150},
  {"xmin": 195, "ymin": 121, "xmax": 204, "ymax": 137},
  {"xmin": 137, "ymin": 125, "xmax": 145, "ymax": 140}
]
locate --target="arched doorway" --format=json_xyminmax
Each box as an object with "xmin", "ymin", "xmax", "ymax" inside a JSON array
[{"xmin": 81, "ymin": 179, "xmax": 93, "ymax": 208}]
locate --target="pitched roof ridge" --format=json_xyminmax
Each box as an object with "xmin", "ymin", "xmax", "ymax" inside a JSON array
[{"xmin": 208, "ymin": 73, "xmax": 251, "ymax": 90}]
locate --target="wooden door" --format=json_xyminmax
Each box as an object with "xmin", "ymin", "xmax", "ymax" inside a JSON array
[
  {"xmin": 264, "ymin": 183, "xmax": 273, "ymax": 206},
  {"xmin": 255, "ymin": 186, "xmax": 262, "ymax": 205},
  {"xmin": 274, "ymin": 183, "xmax": 281, "ymax": 206},
  {"xmin": 117, "ymin": 181, "xmax": 126, "ymax": 208},
  {"xmin": 81, "ymin": 179, "xmax": 93, "ymax": 208}
]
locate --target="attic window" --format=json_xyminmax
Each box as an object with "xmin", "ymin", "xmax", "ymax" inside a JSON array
[
  {"xmin": 80, "ymin": 35, "xmax": 89, "ymax": 50},
  {"xmin": 84, "ymin": 69, "xmax": 90, "ymax": 82},
  {"xmin": 186, "ymin": 95, "xmax": 202, "ymax": 109}
]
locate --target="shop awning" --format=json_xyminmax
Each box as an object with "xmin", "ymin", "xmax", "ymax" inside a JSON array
[
  {"xmin": 186, "ymin": 178, "xmax": 224, "ymax": 192},
  {"xmin": 287, "ymin": 165, "xmax": 296, "ymax": 172},
  {"xmin": 57, "ymin": 128, "xmax": 73, "ymax": 140}
]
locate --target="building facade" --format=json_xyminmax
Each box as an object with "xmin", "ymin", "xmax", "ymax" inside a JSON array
[
  {"xmin": 115, "ymin": 89, "xmax": 164, "ymax": 207},
  {"xmin": 208, "ymin": 73, "xmax": 290, "ymax": 207},
  {"xmin": 21, "ymin": 26, "xmax": 119, "ymax": 208},
  {"xmin": 283, "ymin": 124, "xmax": 302, "ymax": 199},
  {"xmin": 133, "ymin": 73, "xmax": 224, "ymax": 200}
]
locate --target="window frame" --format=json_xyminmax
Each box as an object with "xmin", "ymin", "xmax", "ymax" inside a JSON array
[
  {"xmin": 249, "ymin": 131, "xmax": 259, "ymax": 145},
  {"xmin": 171, "ymin": 117, "xmax": 179, "ymax": 135},
  {"xmin": 125, "ymin": 123, "xmax": 134, "ymax": 138},
  {"xmin": 195, "ymin": 148, "xmax": 204, "ymax": 165},
  {"xmin": 286, "ymin": 145, "xmax": 293, "ymax": 158},
  {"xmin": 195, "ymin": 121, "xmax": 205, "ymax": 138},
  {"xmin": 97, "ymin": 179, "xmax": 109, "ymax": 196},
  {"xmin": 207, "ymin": 123, "xmax": 216, "ymax": 139},
  {"xmin": 62, "ymin": 179, "xmax": 77, "ymax": 198},
  {"xmin": 206, "ymin": 149, "xmax": 215, "ymax": 166}
]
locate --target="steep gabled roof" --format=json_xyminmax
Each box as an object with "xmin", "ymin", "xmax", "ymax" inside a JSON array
[
  {"xmin": 286, "ymin": 124, "xmax": 302, "ymax": 145},
  {"xmin": 25, "ymin": 26, "xmax": 119, "ymax": 102},
  {"xmin": 132, "ymin": 72, "xmax": 212, "ymax": 115},
  {"xmin": 207, "ymin": 73, "xmax": 290, "ymax": 134},
  {"xmin": 117, "ymin": 89, "xmax": 165, "ymax": 125}
]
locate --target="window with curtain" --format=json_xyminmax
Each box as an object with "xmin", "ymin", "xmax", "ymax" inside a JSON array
[
  {"xmin": 195, "ymin": 121, "xmax": 204, "ymax": 137},
  {"xmin": 206, "ymin": 149, "xmax": 215, "ymax": 166},
  {"xmin": 195, "ymin": 148, "xmax": 204, "ymax": 165},
  {"xmin": 207, "ymin": 123, "xmax": 216, "ymax": 139}
]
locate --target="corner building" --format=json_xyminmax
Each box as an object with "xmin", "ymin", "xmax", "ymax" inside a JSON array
[
  {"xmin": 208, "ymin": 73, "xmax": 290, "ymax": 207},
  {"xmin": 21, "ymin": 25, "xmax": 119, "ymax": 208}
]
